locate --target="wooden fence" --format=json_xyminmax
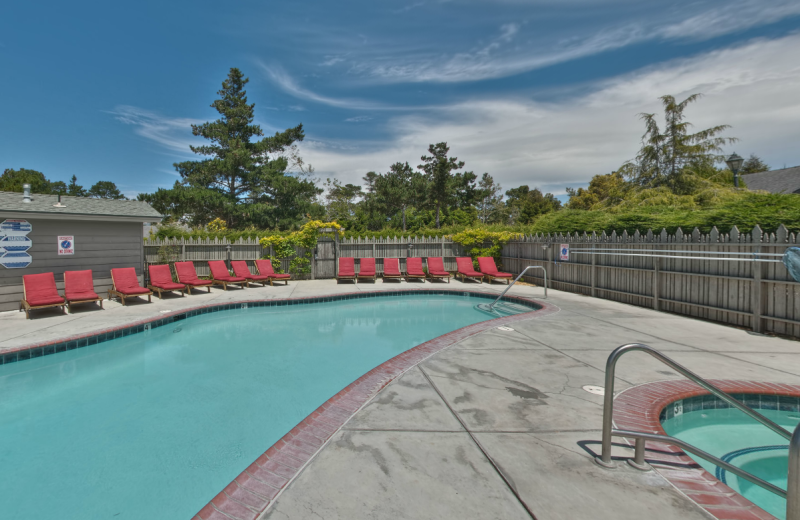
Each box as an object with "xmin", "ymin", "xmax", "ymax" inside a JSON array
[
  {"xmin": 143, "ymin": 235, "xmax": 465, "ymax": 280},
  {"xmin": 501, "ymin": 225, "xmax": 800, "ymax": 339},
  {"xmin": 144, "ymin": 227, "xmax": 800, "ymax": 338}
]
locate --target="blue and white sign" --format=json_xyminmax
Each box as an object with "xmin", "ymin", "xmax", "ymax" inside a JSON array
[
  {"xmin": 0, "ymin": 219, "xmax": 33, "ymax": 236},
  {"xmin": 559, "ymin": 244, "xmax": 569, "ymax": 261},
  {"xmin": 0, "ymin": 252, "xmax": 33, "ymax": 269},
  {"xmin": 0, "ymin": 219, "xmax": 33, "ymax": 268},
  {"xmin": 0, "ymin": 235, "xmax": 33, "ymax": 252}
]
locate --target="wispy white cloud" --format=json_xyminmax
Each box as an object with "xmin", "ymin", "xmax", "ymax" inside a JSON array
[
  {"xmin": 297, "ymin": 34, "xmax": 800, "ymax": 195},
  {"xmin": 259, "ymin": 62, "xmax": 388, "ymax": 109},
  {"xmin": 109, "ymin": 106, "xmax": 203, "ymax": 155},
  {"xmin": 351, "ymin": 0, "xmax": 800, "ymax": 84},
  {"xmin": 320, "ymin": 55, "xmax": 347, "ymax": 66},
  {"xmin": 345, "ymin": 116, "xmax": 372, "ymax": 122}
]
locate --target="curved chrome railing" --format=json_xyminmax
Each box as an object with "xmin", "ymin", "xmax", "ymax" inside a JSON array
[
  {"xmin": 596, "ymin": 343, "xmax": 799, "ymax": 519},
  {"xmin": 487, "ymin": 265, "xmax": 547, "ymax": 310}
]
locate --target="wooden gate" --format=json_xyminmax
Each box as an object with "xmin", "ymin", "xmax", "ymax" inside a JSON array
[{"xmin": 314, "ymin": 237, "xmax": 336, "ymax": 279}]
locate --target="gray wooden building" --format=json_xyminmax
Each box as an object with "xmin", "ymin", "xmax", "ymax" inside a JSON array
[{"xmin": 0, "ymin": 190, "xmax": 162, "ymax": 312}]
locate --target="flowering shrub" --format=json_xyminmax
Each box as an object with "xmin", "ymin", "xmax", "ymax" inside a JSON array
[{"xmin": 259, "ymin": 221, "xmax": 344, "ymax": 274}]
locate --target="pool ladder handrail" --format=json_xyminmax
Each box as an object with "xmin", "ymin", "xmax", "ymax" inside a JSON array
[
  {"xmin": 487, "ymin": 265, "xmax": 546, "ymax": 310},
  {"xmin": 596, "ymin": 343, "xmax": 800, "ymax": 519}
]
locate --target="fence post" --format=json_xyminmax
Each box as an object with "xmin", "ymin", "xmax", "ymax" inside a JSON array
[
  {"xmin": 591, "ymin": 243, "xmax": 597, "ymax": 297},
  {"xmin": 653, "ymin": 256, "xmax": 660, "ymax": 311},
  {"xmin": 752, "ymin": 248, "xmax": 763, "ymax": 333},
  {"xmin": 181, "ymin": 242, "xmax": 186, "ymax": 261}
]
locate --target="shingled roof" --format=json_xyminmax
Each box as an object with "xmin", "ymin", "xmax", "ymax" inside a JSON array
[
  {"xmin": 0, "ymin": 191, "xmax": 162, "ymax": 221},
  {"xmin": 742, "ymin": 165, "xmax": 800, "ymax": 194}
]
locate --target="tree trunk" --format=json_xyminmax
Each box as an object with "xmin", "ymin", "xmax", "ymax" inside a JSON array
[
  {"xmin": 402, "ymin": 205, "xmax": 406, "ymax": 232},
  {"xmin": 436, "ymin": 204, "xmax": 440, "ymax": 228}
]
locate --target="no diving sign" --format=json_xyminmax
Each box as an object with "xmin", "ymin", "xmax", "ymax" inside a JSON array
[{"xmin": 58, "ymin": 236, "xmax": 75, "ymax": 255}]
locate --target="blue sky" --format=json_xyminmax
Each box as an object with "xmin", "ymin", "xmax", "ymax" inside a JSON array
[{"xmin": 2, "ymin": 0, "xmax": 800, "ymax": 199}]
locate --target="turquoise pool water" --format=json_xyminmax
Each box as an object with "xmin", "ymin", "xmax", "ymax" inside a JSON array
[
  {"xmin": 662, "ymin": 398, "xmax": 800, "ymax": 519},
  {"xmin": 0, "ymin": 294, "xmax": 532, "ymax": 519}
]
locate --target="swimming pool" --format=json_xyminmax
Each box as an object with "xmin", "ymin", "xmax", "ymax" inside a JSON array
[
  {"xmin": 662, "ymin": 394, "xmax": 800, "ymax": 519},
  {"xmin": 0, "ymin": 292, "xmax": 535, "ymax": 519}
]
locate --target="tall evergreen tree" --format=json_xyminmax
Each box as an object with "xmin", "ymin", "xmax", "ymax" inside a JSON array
[
  {"xmin": 375, "ymin": 162, "xmax": 423, "ymax": 232},
  {"xmin": 622, "ymin": 94, "xmax": 736, "ymax": 190},
  {"xmin": 68, "ymin": 175, "xmax": 87, "ymax": 197},
  {"xmin": 172, "ymin": 67, "xmax": 319, "ymax": 228},
  {"xmin": 476, "ymin": 173, "xmax": 503, "ymax": 223},
  {"xmin": 418, "ymin": 142, "xmax": 464, "ymax": 228}
]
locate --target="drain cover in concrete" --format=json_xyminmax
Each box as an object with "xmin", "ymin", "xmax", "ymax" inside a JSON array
[
  {"xmin": 497, "ymin": 326, "xmax": 515, "ymax": 331},
  {"xmin": 582, "ymin": 385, "xmax": 605, "ymax": 395}
]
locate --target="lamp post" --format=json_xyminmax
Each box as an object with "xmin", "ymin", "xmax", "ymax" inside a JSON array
[{"xmin": 726, "ymin": 152, "xmax": 744, "ymax": 188}]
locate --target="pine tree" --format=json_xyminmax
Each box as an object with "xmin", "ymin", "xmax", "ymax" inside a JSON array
[
  {"xmin": 172, "ymin": 67, "xmax": 319, "ymax": 228},
  {"xmin": 623, "ymin": 94, "xmax": 736, "ymax": 190},
  {"xmin": 418, "ymin": 142, "xmax": 464, "ymax": 228}
]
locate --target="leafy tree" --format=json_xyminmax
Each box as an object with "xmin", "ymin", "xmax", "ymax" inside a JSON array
[
  {"xmin": 418, "ymin": 142, "xmax": 464, "ymax": 228},
  {"xmin": 566, "ymin": 171, "xmax": 627, "ymax": 210},
  {"xmin": 324, "ymin": 178, "xmax": 363, "ymax": 225},
  {"xmin": 170, "ymin": 67, "xmax": 319, "ymax": 229},
  {"xmin": 622, "ymin": 94, "xmax": 736, "ymax": 190},
  {"xmin": 505, "ymin": 186, "xmax": 562, "ymax": 224},
  {"xmin": 741, "ymin": 154, "xmax": 770, "ymax": 174},
  {"xmin": 476, "ymin": 173, "xmax": 504, "ymax": 224},
  {"xmin": 0, "ymin": 168, "xmax": 53, "ymax": 193},
  {"xmin": 374, "ymin": 162, "xmax": 425, "ymax": 232},
  {"xmin": 67, "ymin": 175, "xmax": 87, "ymax": 197},
  {"xmin": 88, "ymin": 181, "xmax": 126, "ymax": 199},
  {"xmin": 450, "ymin": 171, "xmax": 479, "ymax": 209}
]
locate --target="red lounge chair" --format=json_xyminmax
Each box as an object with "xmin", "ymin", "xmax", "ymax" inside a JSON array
[
  {"xmin": 208, "ymin": 261, "xmax": 247, "ymax": 290},
  {"xmin": 231, "ymin": 260, "xmax": 271, "ymax": 287},
  {"xmin": 174, "ymin": 261, "xmax": 213, "ymax": 294},
  {"xmin": 382, "ymin": 258, "xmax": 402, "ymax": 281},
  {"xmin": 357, "ymin": 258, "xmax": 376, "ymax": 282},
  {"xmin": 456, "ymin": 257, "xmax": 483, "ymax": 283},
  {"xmin": 109, "ymin": 268, "xmax": 153, "ymax": 305},
  {"xmin": 147, "ymin": 264, "xmax": 186, "ymax": 299},
  {"xmin": 426, "ymin": 257, "xmax": 450, "ymax": 283},
  {"xmin": 337, "ymin": 257, "xmax": 356, "ymax": 283},
  {"xmin": 405, "ymin": 257, "xmax": 426, "ymax": 282},
  {"xmin": 64, "ymin": 270, "xmax": 103, "ymax": 312},
  {"xmin": 20, "ymin": 272, "xmax": 66, "ymax": 318},
  {"xmin": 254, "ymin": 259, "xmax": 290, "ymax": 286},
  {"xmin": 478, "ymin": 257, "xmax": 513, "ymax": 284}
]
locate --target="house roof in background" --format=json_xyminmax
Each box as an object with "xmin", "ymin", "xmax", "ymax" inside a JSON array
[
  {"xmin": 742, "ymin": 165, "xmax": 800, "ymax": 194},
  {"xmin": 0, "ymin": 191, "xmax": 162, "ymax": 222}
]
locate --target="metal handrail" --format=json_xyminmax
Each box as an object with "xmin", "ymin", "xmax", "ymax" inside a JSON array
[
  {"xmin": 597, "ymin": 343, "xmax": 799, "ymax": 519},
  {"xmin": 487, "ymin": 265, "xmax": 547, "ymax": 310},
  {"xmin": 613, "ymin": 429, "xmax": 786, "ymax": 498}
]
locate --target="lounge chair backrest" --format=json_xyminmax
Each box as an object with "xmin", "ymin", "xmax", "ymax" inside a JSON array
[
  {"xmin": 360, "ymin": 258, "xmax": 375, "ymax": 273},
  {"xmin": 64, "ymin": 270, "xmax": 94, "ymax": 293},
  {"xmin": 111, "ymin": 268, "xmax": 142, "ymax": 291},
  {"xmin": 148, "ymin": 264, "xmax": 174, "ymax": 286},
  {"xmin": 231, "ymin": 261, "xmax": 252, "ymax": 278},
  {"xmin": 477, "ymin": 257, "xmax": 500, "ymax": 274},
  {"xmin": 208, "ymin": 261, "xmax": 230, "ymax": 279},
  {"xmin": 427, "ymin": 257, "xmax": 445, "ymax": 272},
  {"xmin": 23, "ymin": 272, "xmax": 60, "ymax": 301},
  {"xmin": 174, "ymin": 261, "xmax": 200, "ymax": 282},
  {"xmin": 456, "ymin": 257, "xmax": 476, "ymax": 272},
  {"xmin": 339, "ymin": 257, "xmax": 355, "ymax": 276},
  {"xmin": 406, "ymin": 257, "xmax": 424, "ymax": 273},
  {"xmin": 383, "ymin": 258, "xmax": 400, "ymax": 275},
  {"xmin": 254, "ymin": 259, "xmax": 277, "ymax": 276}
]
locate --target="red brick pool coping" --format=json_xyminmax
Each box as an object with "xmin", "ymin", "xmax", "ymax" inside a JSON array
[{"xmin": 613, "ymin": 380, "xmax": 800, "ymax": 520}]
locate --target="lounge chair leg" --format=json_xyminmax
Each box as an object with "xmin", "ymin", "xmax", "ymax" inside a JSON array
[
  {"xmin": 99, "ymin": 300, "xmax": 104, "ymax": 309},
  {"xmin": 148, "ymin": 294, "xmax": 151, "ymax": 303}
]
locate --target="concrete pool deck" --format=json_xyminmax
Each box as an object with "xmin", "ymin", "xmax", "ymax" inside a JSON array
[{"xmin": 1, "ymin": 278, "xmax": 798, "ymax": 519}]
